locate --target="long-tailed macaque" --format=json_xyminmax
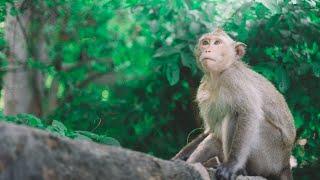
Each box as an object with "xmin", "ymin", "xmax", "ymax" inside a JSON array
[{"xmin": 173, "ymin": 29, "xmax": 296, "ymax": 180}]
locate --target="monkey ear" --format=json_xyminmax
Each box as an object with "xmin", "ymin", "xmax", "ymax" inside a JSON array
[{"xmin": 235, "ymin": 42, "xmax": 246, "ymax": 58}]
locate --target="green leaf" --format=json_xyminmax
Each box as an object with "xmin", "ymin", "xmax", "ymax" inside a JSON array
[
  {"xmin": 9, "ymin": 7, "xmax": 18, "ymax": 16},
  {"xmin": 0, "ymin": 51, "xmax": 6, "ymax": 60},
  {"xmin": 76, "ymin": 131, "xmax": 100, "ymax": 139},
  {"xmin": 98, "ymin": 136, "xmax": 121, "ymax": 146},
  {"xmin": 12, "ymin": 114, "xmax": 43, "ymax": 128},
  {"xmin": 255, "ymin": 3, "xmax": 269, "ymax": 18},
  {"xmin": 52, "ymin": 120, "xmax": 67, "ymax": 131},
  {"xmin": 189, "ymin": 22, "xmax": 200, "ymax": 35},
  {"xmin": 153, "ymin": 44, "xmax": 186, "ymax": 58},
  {"xmin": 153, "ymin": 47, "xmax": 179, "ymax": 58},
  {"xmin": 312, "ymin": 62, "xmax": 320, "ymax": 78},
  {"xmin": 46, "ymin": 120, "xmax": 68, "ymax": 136},
  {"xmin": 256, "ymin": 0, "xmax": 281, "ymax": 13},
  {"xmin": 180, "ymin": 51, "xmax": 197, "ymax": 74},
  {"xmin": 294, "ymin": 112, "xmax": 304, "ymax": 129},
  {"xmin": 76, "ymin": 131, "xmax": 120, "ymax": 146},
  {"xmin": 166, "ymin": 63, "xmax": 180, "ymax": 86},
  {"xmin": 274, "ymin": 66, "xmax": 290, "ymax": 92},
  {"xmin": 73, "ymin": 134, "xmax": 93, "ymax": 141},
  {"xmin": 253, "ymin": 64, "xmax": 274, "ymax": 80},
  {"xmin": 296, "ymin": 63, "xmax": 310, "ymax": 75}
]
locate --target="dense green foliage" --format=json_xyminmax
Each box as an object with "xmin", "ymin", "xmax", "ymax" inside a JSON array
[
  {"xmin": 0, "ymin": 112, "xmax": 120, "ymax": 146},
  {"xmin": 0, "ymin": 0, "xmax": 319, "ymax": 179}
]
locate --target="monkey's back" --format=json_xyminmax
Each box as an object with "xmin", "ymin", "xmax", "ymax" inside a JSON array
[
  {"xmin": 226, "ymin": 61, "xmax": 296, "ymax": 146},
  {"xmin": 221, "ymin": 61, "xmax": 296, "ymax": 175}
]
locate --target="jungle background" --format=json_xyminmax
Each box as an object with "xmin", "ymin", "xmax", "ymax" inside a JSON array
[{"xmin": 0, "ymin": 0, "xmax": 319, "ymax": 179}]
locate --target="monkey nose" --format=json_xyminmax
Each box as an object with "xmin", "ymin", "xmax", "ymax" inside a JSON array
[{"xmin": 205, "ymin": 50, "xmax": 212, "ymax": 53}]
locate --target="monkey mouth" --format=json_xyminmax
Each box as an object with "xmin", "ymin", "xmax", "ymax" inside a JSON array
[{"xmin": 201, "ymin": 58, "xmax": 216, "ymax": 62}]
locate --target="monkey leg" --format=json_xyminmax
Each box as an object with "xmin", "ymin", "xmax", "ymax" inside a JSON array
[
  {"xmin": 267, "ymin": 166, "xmax": 293, "ymax": 180},
  {"xmin": 202, "ymin": 156, "xmax": 221, "ymax": 168},
  {"xmin": 171, "ymin": 133, "xmax": 209, "ymax": 161},
  {"xmin": 279, "ymin": 167, "xmax": 293, "ymax": 180},
  {"xmin": 187, "ymin": 133, "xmax": 223, "ymax": 166}
]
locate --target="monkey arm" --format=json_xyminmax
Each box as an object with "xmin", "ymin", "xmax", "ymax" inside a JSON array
[
  {"xmin": 227, "ymin": 109, "xmax": 261, "ymax": 167},
  {"xmin": 216, "ymin": 92, "xmax": 262, "ymax": 179},
  {"xmin": 187, "ymin": 133, "xmax": 223, "ymax": 164},
  {"xmin": 171, "ymin": 132, "xmax": 209, "ymax": 161}
]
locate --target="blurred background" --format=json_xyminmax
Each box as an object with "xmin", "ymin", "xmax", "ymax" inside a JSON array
[{"xmin": 0, "ymin": 0, "xmax": 319, "ymax": 179}]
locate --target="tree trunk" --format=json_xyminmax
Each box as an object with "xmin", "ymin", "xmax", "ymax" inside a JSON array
[
  {"xmin": 0, "ymin": 122, "xmax": 266, "ymax": 180},
  {"xmin": 3, "ymin": 1, "xmax": 45, "ymax": 116}
]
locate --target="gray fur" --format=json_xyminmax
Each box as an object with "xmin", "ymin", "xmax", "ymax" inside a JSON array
[{"xmin": 188, "ymin": 30, "xmax": 296, "ymax": 179}]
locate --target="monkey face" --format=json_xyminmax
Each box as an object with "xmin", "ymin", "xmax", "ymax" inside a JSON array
[{"xmin": 195, "ymin": 29, "xmax": 246, "ymax": 73}]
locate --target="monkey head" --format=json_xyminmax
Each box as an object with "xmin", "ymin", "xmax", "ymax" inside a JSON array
[{"xmin": 195, "ymin": 28, "xmax": 246, "ymax": 73}]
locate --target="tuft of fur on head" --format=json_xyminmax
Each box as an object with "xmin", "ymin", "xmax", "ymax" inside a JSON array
[{"xmin": 211, "ymin": 28, "xmax": 235, "ymax": 43}]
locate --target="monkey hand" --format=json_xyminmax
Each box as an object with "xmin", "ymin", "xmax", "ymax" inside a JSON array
[{"xmin": 216, "ymin": 162, "xmax": 245, "ymax": 180}]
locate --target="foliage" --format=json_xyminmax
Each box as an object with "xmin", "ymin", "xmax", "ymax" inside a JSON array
[
  {"xmin": 0, "ymin": 112, "xmax": 120, "ymax": 146},
  {"xmin": 0, "ymin": 0, "xmax": 319, "ymax": 179}
]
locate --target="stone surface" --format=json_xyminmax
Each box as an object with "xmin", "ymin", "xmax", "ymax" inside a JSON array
[{"xmin": 0, "ymin": 122, "xmax": 265, "ymax": 180}]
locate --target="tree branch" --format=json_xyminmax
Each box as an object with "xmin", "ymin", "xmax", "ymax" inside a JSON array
[{"xmin": 7, "ymin": 1, "xmax": 30, "ymax": 48}]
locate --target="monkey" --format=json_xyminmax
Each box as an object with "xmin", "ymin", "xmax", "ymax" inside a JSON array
[
  {"xmin": 172, "ymin": 132, "xmax": 210, "ymax": 161},
  {"xmin": 171, "ymin": 132, "xmax": 223, "ymax": 168},
  {"xmin": 174, "ymin": 28, "xmax": 296, "ymax": 180}
]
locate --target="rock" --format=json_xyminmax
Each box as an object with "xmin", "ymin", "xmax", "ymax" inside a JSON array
[{"xmin": 0, "ymin": 122, "xmax": 265, "ymax": 180}]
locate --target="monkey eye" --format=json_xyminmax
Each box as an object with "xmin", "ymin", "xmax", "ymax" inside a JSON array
[
  {"xmin": 214, "ymin": 40, "xmax": 221, "ymax": 45},
  {"xmin": 202, "ymin": 40, "xmax": 210, "ymax": 46}
]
